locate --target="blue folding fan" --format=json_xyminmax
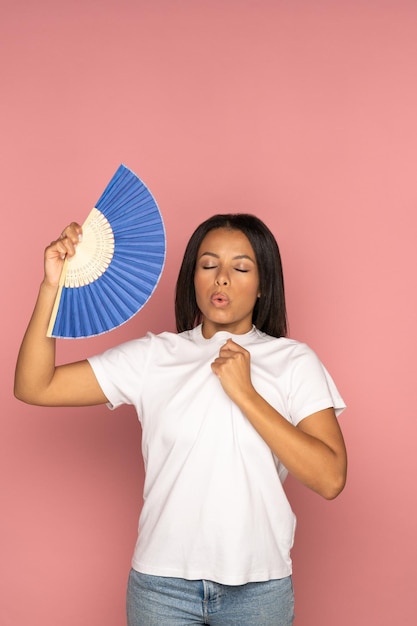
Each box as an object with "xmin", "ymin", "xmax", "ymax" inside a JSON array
[{"xmin": 47, "ymin": 164, "xmax": 166, "ymax": 338}]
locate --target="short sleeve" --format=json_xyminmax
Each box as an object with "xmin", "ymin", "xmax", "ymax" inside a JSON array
[
  {"xmin": 87, "ymin": 334, "xmax": 154, "ymax": 410},
  {"xmin": 287, "ymin": 344, "xmax": 346, "ymax": 425}
]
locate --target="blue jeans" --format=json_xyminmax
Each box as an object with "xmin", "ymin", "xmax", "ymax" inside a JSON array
[{"xmin": 126, "ymin": 569, "xmax": 295, "ymax": 625}]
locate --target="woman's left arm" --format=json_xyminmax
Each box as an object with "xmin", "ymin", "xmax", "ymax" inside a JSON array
[{"xmin": 211, "ymin": 339, "xmax": 347, "ymax": 500}]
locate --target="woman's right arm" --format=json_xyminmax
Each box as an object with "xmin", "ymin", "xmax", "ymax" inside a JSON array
[{"xmin": 14, "ymin": 223, "xmax": 108, "ymax": 407}]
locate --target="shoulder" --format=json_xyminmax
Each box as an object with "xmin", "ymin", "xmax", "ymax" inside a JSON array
[
  {"xmin": 150, "ymin": 327, "xmax": 201, "ymax": 351},
  {"xmin": 110, "ymin": 328, "xmax": 200, "ymax": 357},
  {"xmin": 251, "ymin": 329, "xmax": 318, "ymax": 360},
  {"xmin": 90, "ymin": 328, "xmax": 200, "ymax": 366},
  {"xmin": 250, "ymin": 331, "xmax": 330, "ymax": 383}
]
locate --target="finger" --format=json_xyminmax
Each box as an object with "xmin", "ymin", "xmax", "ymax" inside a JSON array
[
  {"xmin": 45, "ymin": 241, "xmax": 69, "ymax": 263},
  {"xmin": 211, "ymin": 360, "xmax": 225, "ymax": 377},
  {"xmin": 55, "ymin": 223, "xmax": 83, "ymax": 259},
  {"xmin": 60, "ymin": 222, "xmax": 83, "ymax": 244},
  {"xmin": 219, "ymin": 340, "xmax": 247, "ymax": 358},
  {"xmin": 222, "ymin": 339, "xmax": 244, "ymax": 351},
  {"xmin": 219, "ymin": 340, "xmax": 235, "ymax": 354}
]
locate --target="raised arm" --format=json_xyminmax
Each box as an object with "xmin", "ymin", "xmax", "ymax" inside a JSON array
[
  {"xmin": 211, "ymin": 339, "xmax": 347, "ymax": 500},
  {"xmin": 14, "ymin": 223, "xmax": 108, "ymax": 407}
]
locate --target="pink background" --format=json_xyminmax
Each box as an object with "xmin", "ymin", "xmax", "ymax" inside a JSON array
[{"xmin": 1, "ymin": 1, "xmax": 416, "ymax": 624}]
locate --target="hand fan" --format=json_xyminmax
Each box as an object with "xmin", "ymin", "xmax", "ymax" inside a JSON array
[{"xmin": 47, "ymin": 164, "xmax": 166, "ymax": 338}]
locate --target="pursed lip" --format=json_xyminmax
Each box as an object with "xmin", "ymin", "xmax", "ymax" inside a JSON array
[{"xmin": 210, "ymin": 291, "xmax": 230, "ymax": 307}]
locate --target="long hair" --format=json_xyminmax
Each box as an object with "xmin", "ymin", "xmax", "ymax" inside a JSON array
[{"xmin": 175, "ymin": 214, "xmax": 287, "ymax": 338}]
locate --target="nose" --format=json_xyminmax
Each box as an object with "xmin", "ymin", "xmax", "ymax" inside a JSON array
[{"xmin": 215, "ymin": 271, "xmax": 229, "ymax": 286}]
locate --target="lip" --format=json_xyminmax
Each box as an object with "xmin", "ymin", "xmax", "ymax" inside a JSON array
[{"xmin": 210, "ymin": 291, "xmax": 230, "ymax": 307}]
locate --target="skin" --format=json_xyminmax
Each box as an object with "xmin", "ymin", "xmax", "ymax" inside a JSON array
[{"xmin": 14, "ymin": 224, "xmax": 347, "ymax": 499}]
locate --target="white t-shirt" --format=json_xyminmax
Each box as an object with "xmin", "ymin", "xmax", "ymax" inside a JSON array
[{"xmin": 88, "ymin": 325, "xmax": 345, "ymax": 585}]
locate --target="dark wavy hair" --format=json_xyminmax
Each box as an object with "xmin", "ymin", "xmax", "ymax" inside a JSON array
[{"xmin": 175, "ymin": 214, "xmax": 287, "ymax": 338}]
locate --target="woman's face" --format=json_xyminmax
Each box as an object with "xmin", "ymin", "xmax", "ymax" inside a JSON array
[{"xmin": 194, "ymin": 228, "xmax": 260, "ymax": 338}]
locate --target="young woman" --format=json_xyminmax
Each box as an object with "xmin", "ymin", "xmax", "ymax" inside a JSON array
[{"xmin": 15, "ymin": 213, "xmax": 347, "ymax": 626}]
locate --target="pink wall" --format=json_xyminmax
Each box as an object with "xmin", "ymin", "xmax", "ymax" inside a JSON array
[{"xmin": 1, "ymin": 1, "xmax": 416, "ymax": 624}]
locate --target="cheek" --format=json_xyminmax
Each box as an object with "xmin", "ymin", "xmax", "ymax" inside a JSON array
[
  {"xmin": 193, "ymin": 274, "xmax": 201, "ymax": 296},
  {"xmin": 194, "ymin": 269, "xmax": 210, "ymax": 291},
  {"xmin": 193, "ymin": 274, "xmax": 206, "ymax": 305},
  {"xmin": 247, "ymin": 277, "xmax": 261, "ymax": 300}
]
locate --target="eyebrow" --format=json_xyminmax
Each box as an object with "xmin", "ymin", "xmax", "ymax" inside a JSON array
[{"xmin": 198, "ymin": 251, "xmax": 256, "ymax": 263}]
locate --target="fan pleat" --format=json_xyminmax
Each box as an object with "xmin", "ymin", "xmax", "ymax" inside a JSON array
[
  {"xmin": 107, "ymin": 269, "xmax": 159, "ymax": 299},
  {"xmin": 77, "ymin": 287, "xmax": 109, "ymax": 337},
  {"xmin": 49, "ymin": 164, "xmax": 166, "ymax": 338}
]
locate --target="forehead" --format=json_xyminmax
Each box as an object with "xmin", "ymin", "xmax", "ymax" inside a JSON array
[{"xmin": 198, "ymin": 228, "xmax": 255, "ymax": 256}]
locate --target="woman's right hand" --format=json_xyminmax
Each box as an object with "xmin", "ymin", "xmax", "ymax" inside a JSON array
[{"xmin": 44, "ymin": 222, "xmax": 83, "ymax": 287}]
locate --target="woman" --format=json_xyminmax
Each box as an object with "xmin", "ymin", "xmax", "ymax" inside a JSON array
[{"xmin": 15, "ymin": 213, "xmax": 347, "ymax": 626}]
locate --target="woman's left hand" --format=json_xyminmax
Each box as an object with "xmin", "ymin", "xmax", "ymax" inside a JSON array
[{"xmin": 211, "ymin": 339, "xmax": 255, "ymax": 405}]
